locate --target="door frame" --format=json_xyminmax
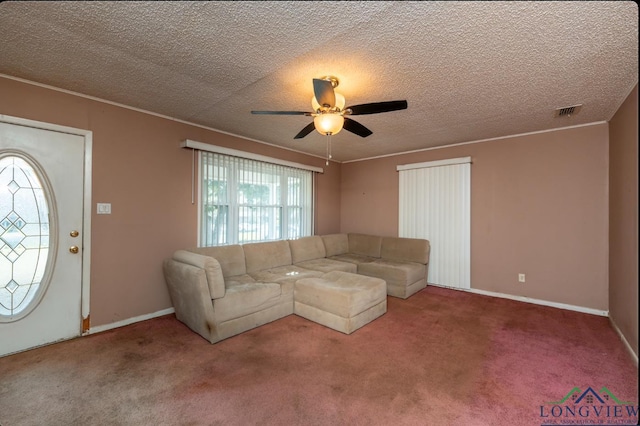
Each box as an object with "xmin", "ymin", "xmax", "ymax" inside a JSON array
[{"xmin": 0, "ymin": 113, "xmax": 92, "ymax": 334}]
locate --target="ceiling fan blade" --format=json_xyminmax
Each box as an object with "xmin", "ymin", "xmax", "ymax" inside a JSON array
[
  {"xmin": 346, "ymin": 100, "xmax": 408, "ymax": 115},
  {"xmin": 343, "ymin": 117, "xmax": 373, "ymax": 138},
  {"xmin": 313, "ymin": 78, "xmax": 335, "ymax": 109},
  {"xmin": 293, "ymin": 122, "xmax": 316, "ymax": 139},
  {"xmin": 251, "ymin": 110, "xmax": 312, "ymax": 116}
]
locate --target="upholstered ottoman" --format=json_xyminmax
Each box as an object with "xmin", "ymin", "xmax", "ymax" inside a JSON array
[{"xmin": 294, "ymin": 270, "xmax": 387, "ymax": 334}]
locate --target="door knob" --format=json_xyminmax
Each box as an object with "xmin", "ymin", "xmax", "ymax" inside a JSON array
[
  {"xmin": 70, "ymin": 230, "xmax": 79, "ymax": 238},
  {"xmin": 69, "ymin": 246, "xmax": 79, "ymax": 254}
]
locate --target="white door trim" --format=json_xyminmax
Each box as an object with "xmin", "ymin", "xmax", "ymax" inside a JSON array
[{"xmin": 0, "ymin": 114, "xmax": 92, "ymax": 333}]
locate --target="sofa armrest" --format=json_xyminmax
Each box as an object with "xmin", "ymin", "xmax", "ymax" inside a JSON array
[
  {"xmin": 172, "ymin": 250, "xmax": 226, "ymax": 299},
  {"xmin": 162, "ymin": 259, "xmax": 218, "ymax": 343}
]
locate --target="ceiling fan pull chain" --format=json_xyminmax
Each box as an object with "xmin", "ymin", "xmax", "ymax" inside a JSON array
[{"xmin": 325, "ymin": 134, "xmax": 333, "ymax": 166}]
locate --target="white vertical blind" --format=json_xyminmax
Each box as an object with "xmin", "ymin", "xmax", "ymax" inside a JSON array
[
  {"xmin": 200, "ymin": 152, "xmax": 313, "ymax": 246},
  {"xmin": 398, "ymin": 158, "xmax": 471, "ymax": 289}
]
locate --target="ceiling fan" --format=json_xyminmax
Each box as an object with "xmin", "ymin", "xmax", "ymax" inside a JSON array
[{"xmin": 251, "ymin": 76, "xmax": 408, "ymax": 140}]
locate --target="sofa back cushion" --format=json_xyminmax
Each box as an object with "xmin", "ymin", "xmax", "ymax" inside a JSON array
[
  {"xmin": 189, "ymin": 245, "xmax": 246, "ymax": 277},
  {"xmin": 172, "ymin": 250, "xmax": 225, "ymax": 299},
  {"xmin": 381, "ymin": 236, "xmax": 430, "ymax": 264},
  {"xmin": 243, "ymin": 240, "xmax": 292, "ymax": 273},
  {"xmin": 348, "ymin": 233, "xmax": 382, "ymax": 258},
  {"xmin": 321, "ymin": 234, "xmax": 349, "ymax": 257},
  {"xmin": 289, "ymin": 236, "xmax": 326, "ymax": 263}
]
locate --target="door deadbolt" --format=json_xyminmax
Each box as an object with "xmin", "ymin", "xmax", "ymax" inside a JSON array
[{"xmin": 70, "ymin": 230, "xmax": 79, "ymax": 238}]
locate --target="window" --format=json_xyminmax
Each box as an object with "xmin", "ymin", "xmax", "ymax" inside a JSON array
[
  {"xmin": 200, "ymin": 151, "xmax": 313, "ymax": 246},
  {"xmin": 0, "ymin": 155, "xmax": 51, "ymax": 318}
]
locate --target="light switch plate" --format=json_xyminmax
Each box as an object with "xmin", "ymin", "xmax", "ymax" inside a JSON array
[{"xmin": 97, "ymin": 203, "xmax": 111, "ymax": 214}]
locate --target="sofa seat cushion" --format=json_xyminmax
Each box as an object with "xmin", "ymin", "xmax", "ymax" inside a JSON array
[
  {"xmin": 224, "ymin": 273, "xmax": 257, "ymax": 287},
  {"xmin": 294, "ymin": 271, "xmax": 386, "ymax": 318},
  {"xmin": 249, "ymin": 265, "xmax": 323, "ymax": 285},
  {"xmin": 328, "ymin": 253, "xmax": 377, "ymax": 265},
  {"xmin": 295, "ymin": 258, "xmax": 357, "ymax": 274},
  {"xmin": 214, "ymin": 281, "xmax": 284, "ymax": 322},
  {"xmin": 357, "ymin": 259, "xmax": 426, "ymax": 286}
]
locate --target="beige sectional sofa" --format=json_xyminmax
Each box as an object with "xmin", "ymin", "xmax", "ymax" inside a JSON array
[
  {"xmin": 162, "ymin": 233, "xmax": 430, "ymax": 344},
  {"xmin": 322, "ymin": 233, "xmax": 431, "ymax": 299}
]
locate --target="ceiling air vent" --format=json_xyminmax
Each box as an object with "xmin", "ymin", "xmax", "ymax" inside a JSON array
[{"xmin": 554, "ymin": 104, "xmax": 582, "ymax": 118}]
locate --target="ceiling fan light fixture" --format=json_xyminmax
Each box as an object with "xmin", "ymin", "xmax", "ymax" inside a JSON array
[
  {"xmin": 314, "ymin": 113, "xmax": 344, "ymax": 135},
  {"xmin": 251, "ymin": 76, "xmax": 407, "ymax": 142}
]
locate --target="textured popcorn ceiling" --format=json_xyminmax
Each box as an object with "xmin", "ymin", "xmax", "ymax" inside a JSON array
[{"xmin": 0, "ymin": 1, "xmax": 637, "ymax": 162}]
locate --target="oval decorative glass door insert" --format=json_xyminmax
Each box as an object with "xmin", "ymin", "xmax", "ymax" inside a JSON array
[{"xmin": 0, "ymin": 155, "xmax": 53, "ymax": 320}]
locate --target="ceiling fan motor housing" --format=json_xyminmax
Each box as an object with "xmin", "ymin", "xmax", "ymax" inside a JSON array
[{"xmin": 320, "ymin": 75, "xmax": 340, "ymax": 88}]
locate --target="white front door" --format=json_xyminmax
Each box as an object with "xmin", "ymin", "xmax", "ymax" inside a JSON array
[{"xmin": 0, "ymin": 120, "xmax": 86, "ymax": 357}]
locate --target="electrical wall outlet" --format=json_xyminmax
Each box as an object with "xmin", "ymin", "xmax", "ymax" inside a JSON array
[{"xmin": 518, "ymin": 273, "xmax": 526, "ymax": 283}]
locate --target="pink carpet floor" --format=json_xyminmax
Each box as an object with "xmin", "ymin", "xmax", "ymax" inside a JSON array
[{"xmin": 0, "ymin": 286, "xmax": 637, "ymax": 425}]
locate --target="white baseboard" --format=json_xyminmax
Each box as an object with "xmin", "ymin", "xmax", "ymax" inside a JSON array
[
  {"xmin": 429, "ymin": 283, "xmax": 609, "ymax": 316},
  {"xmin": 609, "ymin": 316, "xmax": 639, "ymax": 367},
  {"xmin": 86, "ymin": 307, "xmax": 175, "ymax": 335}
]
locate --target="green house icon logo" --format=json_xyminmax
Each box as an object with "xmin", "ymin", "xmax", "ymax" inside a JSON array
[
  {"xmin": 548, "ymin": 387, "xmax": 635, "ymax": 406},
  {"xmin": 541, "ymin": 386, "xmax": 638, "ymax": 424}
]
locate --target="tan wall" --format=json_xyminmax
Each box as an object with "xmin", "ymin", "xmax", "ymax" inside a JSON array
[
  {"xmin": 315, "ymin": 161, "xmax": 342, "ymax": 235},
  {"xmin": 341, "ymin": 124, "xmax": 610, "ymax": 310},
  {"xmin": 0, "ymin": 76, "xmax": 341, "ymax": 327},
  {"xmin": 609, "ymin": 84, "xmax": 638, "ymax": 357},
  {"xmin": 2, "ymin": 73, "xmax": 627, "ymax": 328}
]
